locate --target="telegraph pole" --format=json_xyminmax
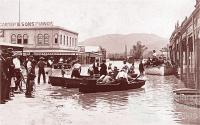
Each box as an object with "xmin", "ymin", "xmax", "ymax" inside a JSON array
[{"xmin": 19, "ymin": 0, "xmax": 21, "ymax": 24}]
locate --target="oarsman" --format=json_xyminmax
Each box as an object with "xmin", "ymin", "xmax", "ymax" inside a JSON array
[
  {"xmin": 37, "ymin": 57, "xmax": 46, "ymax": 84},
  {"xmin": 139, "ymin": 60, "xmax": 144, "ymax": 76}
]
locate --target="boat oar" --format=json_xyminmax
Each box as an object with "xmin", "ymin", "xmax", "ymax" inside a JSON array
[{"xmin": 132, "ymin": 74, "xmax": 141, "ymax": 82}]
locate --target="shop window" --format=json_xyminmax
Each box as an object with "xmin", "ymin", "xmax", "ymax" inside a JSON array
[
  {"xmin": 17, "ymin": 34, "xmax": 22, "ymax": 44},
  {"xmin": 60, "ymin": 35, "xmax": 62, "ymax": 45},
  {"xmin": 23, "ymin": 34, "xmax": 28, "ymax": 44},
  {"xmin": 74, "ymin": 38, "xmax": 77, "ymax": 46},
  {"xmin": 67, "ymin": 36, "xmax": 68, "ymax": 46},
  {"xmin": 64, "ymin": 35, "xmax": 65, "ymax": 45},
  {"xmin": 72, "ymin": 38, "xmax": 74, "ymax": 46},
  {"xmin": 38, "ymin": 34, "xmax": 43, "ymax": 44},
  {"xmin": 54, "ymin": 34, "xmax": 58, "ymax": 44},
  {"xmin": 70, "ymin": 37, "xmax": 71, "ymax": 46},
  {"xmin": 44, "ymin": 34, "xmax": 49, "ymax": 44},
  {"xmin": 11, "ymin": 34, "xmax": 16, "ymax": 44}
]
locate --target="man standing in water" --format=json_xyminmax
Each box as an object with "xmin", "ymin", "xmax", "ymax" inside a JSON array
[
  {"xmin": 139, "ymin": 60, "xmax": 144, "ymax": 76},
  {"xmin": 26, "ymin": 55, "xmax": 36, "ymax": 98},
  {"xmin": 37, "ymin": 57, "xmax": 46, "ymax": 84}
]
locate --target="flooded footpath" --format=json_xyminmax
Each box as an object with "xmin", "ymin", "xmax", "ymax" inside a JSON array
[{"xmin": 1, "ymin": 61, "xmax": 200, "ymax": 125}]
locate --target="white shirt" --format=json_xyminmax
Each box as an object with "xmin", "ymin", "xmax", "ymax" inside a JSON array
[
  {"xmin": 73, "ymin": 63, "xmax": 81, "ymax": 69},
  {"xmin": 48, "ymin": 60, "xmax": 53, "ymax": 65},
  {"xmin": 122, "ymin": 64, "xmax": 129, "ymax": 73},
  {"xmin": 13, "ymin": 57, "xmax": 21, "ymax": 69},
  {"xmin": 153, "ymin": 52, "xmax": 157, "ymax": 57},
  {"xmin": 116, "ymin": 71, "xmax": 128, "ymax": 80}
]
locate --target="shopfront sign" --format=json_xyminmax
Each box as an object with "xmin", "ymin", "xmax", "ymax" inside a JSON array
[{"xmin": 0, "ymin": 22, "xmax": 53, "ymax": 28}]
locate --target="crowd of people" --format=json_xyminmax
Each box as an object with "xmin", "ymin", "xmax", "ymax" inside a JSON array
[
  {"xmin": 144, "ymin": 50, "xmax": 171, "ymax": 67},
  {"xmin": 87, "ymin": 60, "xmax": 139, "ymax": 85},
  {"xmin": 0, "ymin": 48, "xmax": 55, "ymax": 104}
]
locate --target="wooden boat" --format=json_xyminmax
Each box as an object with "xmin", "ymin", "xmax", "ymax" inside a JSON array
[
  {"xmin": 48, "ymin": 75, "xmax": 91, "ymax": 88},
  {"xmin": 128, "ymin": 73, "xmax": 138, "ymax": 78},
  {"xmin": 79, "ymin": 79, "xmax": 145, "ymax": 93},
  {"xmin": 173, "ymin": 88, "xmax": 200, "ymax": 108},
  {"xmin": 145, "ymin": 65, "xmax": 176, "ymax": 76}
]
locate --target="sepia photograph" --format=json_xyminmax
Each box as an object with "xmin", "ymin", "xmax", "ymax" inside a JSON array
[{"xmin": 0, "ymin": 0, "xmax": 200, "ymax": 125}]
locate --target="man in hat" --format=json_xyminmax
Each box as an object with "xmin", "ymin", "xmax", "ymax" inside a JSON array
[
  {"xmin": 37, "ymin": 57, "xmax": 46, "ymax": 84},
  {"xmin": 26, "ymin": 55, "xmax": 36, "ymax": 97},
  {"xmin": 12, "ymin": 54, "xmax": 21, "ymax": 91},
  {"xmin": 100, "ymin": 59, "xmax": 107, "ymax": 76},
  {"xmin": 0, "ymin": 49, "xmax": 9, "ymax": 104},
  {"xmin": 4, "ymin": 48, "xmax": 15, "ymax": 100}
]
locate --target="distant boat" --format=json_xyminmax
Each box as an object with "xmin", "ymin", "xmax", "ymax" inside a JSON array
[
  {"xmin": 145, "ymin": 65, "xmax": 176, "ymax": 76},
  {"xmin": 173, "ymin": 88, "xmax": 200, "ymax": 108},
  {"xmin": 79, "ymin": 79, "xmax": 145, "ymax": 93}
]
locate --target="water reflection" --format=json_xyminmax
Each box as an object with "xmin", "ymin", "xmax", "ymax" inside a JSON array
[
  {"xmin": 47, "ymin": 61, "xmax": 200, "ymax": 125},
  {"xmin": 77, "ymin": 88, "xmax": 145, "ymax": 112}
]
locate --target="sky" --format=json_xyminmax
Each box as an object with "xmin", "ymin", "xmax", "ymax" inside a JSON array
[{"xmin": 0, "ymin": 0, "xmax": 196, "ymax": 41}]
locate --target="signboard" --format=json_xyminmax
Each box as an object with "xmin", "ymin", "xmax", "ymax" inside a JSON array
[{"xmin": 0, "ymin": 22, "xmax": 53, "ymax": 28}]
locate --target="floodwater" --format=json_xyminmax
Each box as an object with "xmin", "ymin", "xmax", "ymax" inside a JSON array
[
  {"xmin": 48, "ymin": 61, "xmax": 200, "ymax": 125},
  {"xmin": 1, "ymin": 61, "xmax": 200, "ymax": 125}
]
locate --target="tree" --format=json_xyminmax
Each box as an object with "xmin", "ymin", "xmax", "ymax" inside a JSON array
[{"xmin": 129, "ymin": 41, "xmax": 148, "ymax": 59}]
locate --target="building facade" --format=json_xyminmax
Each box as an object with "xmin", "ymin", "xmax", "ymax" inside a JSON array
[
  {"xmin": 169, "ymin": 1, "xmax": 200, "ymax": 89},
  {"xmin": 0, "ymin": 22, "xmax": 78, "ymax": 62}
]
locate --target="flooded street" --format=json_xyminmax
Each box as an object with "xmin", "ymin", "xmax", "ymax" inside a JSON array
[{"xmin": 1, "ymin": 61, "xmax": 200, "ymax": 125}]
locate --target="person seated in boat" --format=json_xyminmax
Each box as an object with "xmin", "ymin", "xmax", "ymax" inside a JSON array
[
  {"xmin": 93, "ymin": 59, "xmax": 100, "ymax": 77},
  {"xmin": 97, "ymin": 75, "xmax": 106, "ymax": 83},
  {"xmin": 115, "ymin": 69, "xmax": 129, "ymax": 84},
  {"xmin": 71, "ymin": 60, "xmax": 81, "ymax": 78},
  {"xmin": 158, "ymin": 56, "xmax": 164, "ymax": 65},
  {"xmin": 102, "ymin": 71, "xmax": 115, "ymax": 84},
  {"xmin": 88, "ymin": 63, "xmax": 94, "ymax": 77},
  {"xmin": 100, "ymin": 59, "xmax": 107, "ymax": 76},
  {"xmin": 144, "ymin": 57, "xmax": 151, "ymax": 67},
  {"xmin": 152, "ymin": 50, "xmax": 159, "ymax": 66},
  {"xmin": 122, "ymin": 60, "xmax": 129, "ymax": 73},
  {"xmin": 108, "ymin": 63, "xmax": 112, "ymax": 71},
  {"xmin": 128, "ymin": 62, "xmax": 135, "ymax": 74},
  {"xmin": 113, "ymin": 66, "xmax": 119, "ymax": 78}
]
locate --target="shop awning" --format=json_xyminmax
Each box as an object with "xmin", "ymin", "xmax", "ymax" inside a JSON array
[{"xmin": 23, "ymin": 49, "xmax": 78, "ymax": 55}]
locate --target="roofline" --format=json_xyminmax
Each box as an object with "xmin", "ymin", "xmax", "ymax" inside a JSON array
[
  {"xmin": 0, "ymin": 42, "xmax": 24, "ymax": 48},
  {"xmin": 0, "ymin": 26, "xmax": 78, "ymax": 35}
]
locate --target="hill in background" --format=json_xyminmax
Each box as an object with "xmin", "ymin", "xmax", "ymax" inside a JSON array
[{"xmin": 80, "ymin": 33, "xmax": 169, "ymax": 54}]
